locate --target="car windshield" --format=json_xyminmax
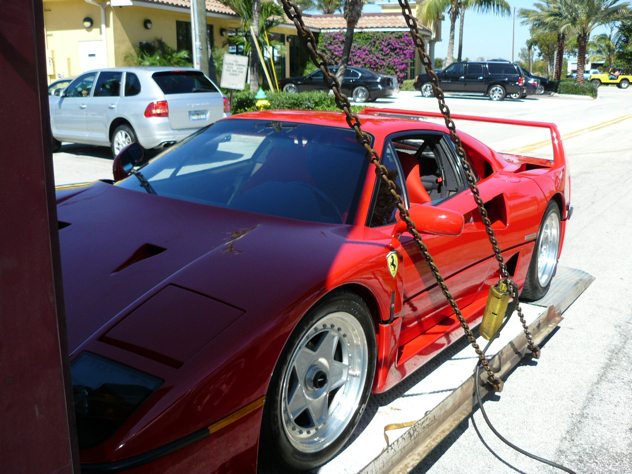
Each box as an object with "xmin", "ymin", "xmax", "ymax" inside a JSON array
[{"xmin": 116, "ymin": 119, "xmax": 370, "ymax": 224}]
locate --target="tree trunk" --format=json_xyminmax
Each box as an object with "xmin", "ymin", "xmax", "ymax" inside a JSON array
[
  {"xmin": 554, "ymin": 32, "xmax": 565, "ymax": 81},
  {"xmin": 336, "ymin": 0, "xmax": 362, "ymax": 84},
  {"xmin": 576, "ymin": 32, "xmax": 589, "ymax": 84},
  {"xmin": 445, "ymin": 2, "xmax": 459, "ymax": 66},
  {"xmin": 249, "ymin": 0, "xmax": 261, "ymax": 92},
  {"xmin": 457, "ymin": 3, "xmax": 465, "ymax": 63}
]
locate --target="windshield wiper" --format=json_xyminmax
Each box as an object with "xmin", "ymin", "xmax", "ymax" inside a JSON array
[{"xmin": 130, "ymin": 169, "xmax": 157, "ymax": 195}]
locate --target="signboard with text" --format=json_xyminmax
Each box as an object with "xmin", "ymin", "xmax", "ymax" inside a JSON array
[{"xmin": 220, "ymin": 54, "xmax": 249, "ymax": 90}]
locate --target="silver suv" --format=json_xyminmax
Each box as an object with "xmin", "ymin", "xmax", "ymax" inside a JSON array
[{"xmin": 49, "ymin": 67, "xmax": 230, "ymax": 157}]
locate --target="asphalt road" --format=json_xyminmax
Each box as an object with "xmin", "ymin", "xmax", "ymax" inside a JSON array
[{"xmin": 52, "ymin": 87, "xmax": 632, "ymax": 474}]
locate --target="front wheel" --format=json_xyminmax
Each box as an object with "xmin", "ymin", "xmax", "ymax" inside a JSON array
[
  {"xmin": 283, "ymin": 83, "xmax": 299, "ymax": 93},
  {"xmin": 260, "ymin": 291, "xmax": 376, "ymax": 471},
  {"xmin": 536, "ymin": 85, "xmax": 545, "ymax": 95},
  {"xmin": 420, "ymin": 82, "xmax": 434, "ymax": 97},
  {"xmin": 521, "ymin": 201, "xmax": 561, "ymax": 301},
  {"xmin": 488, "ymin": 84, "xmax": 506, "ymax": 101},
  {"xmin": 592, "ymin": 79, "xmax": 601, "ymax": 87},
  {"xmin": 352, "ymin": 86, "xmax": 370, "ymax": 103},
  {"xmin": 111, "ymin": 124, "xmax": 138, "ymax": 158}
]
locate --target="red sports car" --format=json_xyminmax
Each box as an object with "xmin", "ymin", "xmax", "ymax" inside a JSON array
[{"xmin": 57, "ymin": 108, "xmax": 570, "ymax": 473}]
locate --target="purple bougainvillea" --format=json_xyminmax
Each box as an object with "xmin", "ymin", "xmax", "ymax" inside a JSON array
[{"xmin": 317, "ymin": 31, "xmax": 415, "ymax": 84}]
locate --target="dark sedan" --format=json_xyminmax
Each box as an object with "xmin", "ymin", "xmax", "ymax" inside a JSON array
[{"xmin": 279, "ymin": 66, "xmax": 398, "ymax": 102}]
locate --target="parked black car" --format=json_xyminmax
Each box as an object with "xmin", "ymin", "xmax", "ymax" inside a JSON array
[
  {"xmin": 519, "ymin": 67, "xmax": 548, "ymax": 94},
  {"xmin": 279, "ymin": 66, "xmax": 398, "ymax": 102},
  {"xmin": 414, "ymin": 60, "xmax": 525, "ymax": 101}
]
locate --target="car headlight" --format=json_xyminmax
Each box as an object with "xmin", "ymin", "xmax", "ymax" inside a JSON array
[{"xmin": 71, "ymin": 352, "xmax": 163, "ymax": 449}]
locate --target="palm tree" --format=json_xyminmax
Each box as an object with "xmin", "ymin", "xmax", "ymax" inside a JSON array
[
  {"xmin": 294, "ymin": 0, "xmax": 342, "ymax": 14},
  {"xmin": 220, "ymin": 0, "xmax": 285, "ymax": 91},
  {"xmin": 589, "ymin": 31, "xmax": 619, "ymax": 68},
  {"xmin": 547, "ymin": 0, "xmax": 630, "ymax": 83},
  {"xmin": 456, "ymin": 0, "xmax": 511, "ymax": 63},
  {"xmin": 418, "ymin": 0, "xmax": 459, "ymax": 67},
  {"xmin": 335, "ymin": 0, "xmax": 364, "ymax": 83},
  {"xmin": 520, "ymin": 1, "xmax": 567, "ymax": 81}
]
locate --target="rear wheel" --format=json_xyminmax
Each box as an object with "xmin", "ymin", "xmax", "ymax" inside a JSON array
[
  {"xmin": 488, "ymin": 84, "xmax": 506, "ymax": 101},
  {"xmin": 509, "ymin": 92, "xmax": 521, "ymax": 100},
  {"xmin": 620, "ymin": 79, "xmax": 629, "ymax": 89},
  {"xmin": 111, "ymin": 124, "xmax": 137, "ymax": 158},
  {"xmin": 52, "ymin": 135, "xmax": 62, "ymax": 153},
  {"xmin": 521, "ymin": 201, "xmax": 561, "ymax": 301},
  {"xmin": 536, "ymin": 85, "xmax": 545, "ymax": 95},
  {"xmin": 420, "ymin": 83, "xmax": 434, "ymax": 97},
  {"xmin": 283, "ymin": 83, "xmax": 298, "ymax": 93},
  {"xmin": 260, "ymin": 291, "xmax": 376, "ymax": 471}
]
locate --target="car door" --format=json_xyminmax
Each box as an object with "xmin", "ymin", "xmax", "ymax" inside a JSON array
[
  {"xmin": 86, "ymin": 71, "xmax": 122, "ymax": 145},
  {"xmin": 302, "ymin": 70, "xmax": 326, "ymax": 92},
  {"xmin": 439, "ymin": 63, "xmax": 465, "ymax": 92},
  {"xmin": 50, "ymin": 72, "xmax": 96, "ymax": 142},
  {"xmin": 367, "ymin": 133, "xmax": 494, "ymax": 347},
  {"xmin": 464, "ymin": 63, "xmax": 486, "ymax": 93},
  {"xmin": 341, "ymin": 68, "xmax": 361, "ymax": 95}
]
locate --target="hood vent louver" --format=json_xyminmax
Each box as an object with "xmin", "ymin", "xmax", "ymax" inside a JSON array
[{"xmin": 112, "ymin": 243, "xmax": 166, "ymax": 274}]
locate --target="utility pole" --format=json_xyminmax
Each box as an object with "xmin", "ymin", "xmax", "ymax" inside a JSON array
[
  {"xmin": 190, "ymin": 0, "xmax": 209, "ymax": 73},
  {"xmin": 512, "ymin": 6, "xmax": 515, "ymax": 62}
]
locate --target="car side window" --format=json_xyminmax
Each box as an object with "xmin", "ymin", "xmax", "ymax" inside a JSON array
[
  {"xmin": 64, "ymin": 73, "xmax": 96, "ymax": 98},
  {"xmin": 94, "ymin": 71, "xmax": 122, "ymax": 97},
  {"xmin": 345, "ymin": 69, "xmax": 361, "ymax": 79},
  {"xmin": 444, "ymin": 63, "xmax": 464, "ymax": 77},
  {"xmin": 466, "ymin": 64, "xmax": 483, "ymax": 76},
  {"xmin": 369, "ymin": 144, "xmax": 406, "ymax": 227},
  {"xmin": 391, "ymin": 134, "xmax": 469, "ymax": 203},
  {"xmin": 487, "ymin": 63, "xmax": 517, "ymax": 75},
  {"xmin": 125, "ymin": 73, "xmax": 141, "ymax": 97},
  {"xmin": 310, "ymin": 70, "xmax": 324, "ymax": 80}
]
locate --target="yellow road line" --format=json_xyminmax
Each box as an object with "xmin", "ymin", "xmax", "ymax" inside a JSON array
[{"xmin": 506, "ymin": 114, "xmax": 632, "ymax": 155}]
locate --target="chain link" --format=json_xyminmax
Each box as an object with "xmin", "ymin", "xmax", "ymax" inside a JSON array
[{"xmin": 279, "ymin": 0, "xmax": 541, "ymax": 390}]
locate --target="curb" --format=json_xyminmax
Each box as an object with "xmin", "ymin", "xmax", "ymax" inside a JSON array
[{"xmin": 550, "ymin": 92, "xmax": 596, "ymax": 100}]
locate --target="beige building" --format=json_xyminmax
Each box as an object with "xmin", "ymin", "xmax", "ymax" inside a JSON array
[{"xmin": 42, "ymin": 0, "xmax": 436, "ymax": 85}]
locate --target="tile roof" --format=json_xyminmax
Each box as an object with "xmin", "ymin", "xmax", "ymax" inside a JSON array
[
  {"xmin": 138, "ymin": 0, "xmax": 238, "ymax": 17},
  {"xmin": 301, "ymin": 12, "xmax": 431, "ymax": 35}
]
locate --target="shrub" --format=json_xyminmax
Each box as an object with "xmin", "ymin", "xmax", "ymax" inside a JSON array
[
  {"xmin": 557, "ymin": 81, "xmax": 598, "ymax": 98},
  {"xmin": 230, "ymin": 90, "xmax": 365, "ymax": 114},
  {"xmin": 317, "ymin": 31, "xmax": 415, "ymax": 84},
  {"xmin": 400, "ymin": 79, "xmax": 416, "ymax": 91}
]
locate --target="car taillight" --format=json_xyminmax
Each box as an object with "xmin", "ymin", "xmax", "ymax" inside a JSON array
[
  {"xmin": 144, "ymin": 100, "xmax": 169, "ymax": 118},
  {"xmin": 519, "ymin": 77, "xmax": 524, "ymax": 86},
  {"xmin": 223, "ymin": 97, "xmax": 230, "ymax": 113}
]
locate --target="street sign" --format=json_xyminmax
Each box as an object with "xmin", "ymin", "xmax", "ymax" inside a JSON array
[{"xmin": 220, "ymin": 54, "xmax": 249, "ymax": 90}]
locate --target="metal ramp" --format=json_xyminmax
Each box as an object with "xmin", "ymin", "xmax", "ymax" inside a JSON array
[{"xmin": 315, "ymin": 266, "xmax": 594, "ymax": 474}]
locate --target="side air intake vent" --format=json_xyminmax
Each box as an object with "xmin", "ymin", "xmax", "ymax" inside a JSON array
[
  {"xmin": 58, "ymin": 221, "xmax": 71, "ymax": 230},
  {"xmin": 112, "ymin": 243, "xmax": 166, "ymax": 274}
]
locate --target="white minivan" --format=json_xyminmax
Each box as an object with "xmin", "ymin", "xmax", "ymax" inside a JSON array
[{"xmin": 50, "ymin": 67, "xmax": 230, "ymax": 157}]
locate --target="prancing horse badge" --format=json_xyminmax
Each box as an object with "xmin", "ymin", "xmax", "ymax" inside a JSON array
[{"xmin": 386, "ymin": 251, "xmax": 398, "ymax": 278}]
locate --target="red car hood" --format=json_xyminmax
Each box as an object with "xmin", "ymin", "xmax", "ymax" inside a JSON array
[{"xmin": 57, "ymin": 181, "xmax": 348, "ymax": 354}]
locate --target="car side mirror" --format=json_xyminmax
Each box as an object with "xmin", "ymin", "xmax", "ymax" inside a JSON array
[
  {"xmin": 113, "ymin": 142, "xmax": 144, "ymax": 181},
  {"xmin": 392, "ymin": 203, "xmax": 464, "ymax": 238}
]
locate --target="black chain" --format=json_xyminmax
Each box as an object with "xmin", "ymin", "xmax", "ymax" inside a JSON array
[{"xmin": 278, "ymin": 0, "xmax": 539, "ymax": 389}]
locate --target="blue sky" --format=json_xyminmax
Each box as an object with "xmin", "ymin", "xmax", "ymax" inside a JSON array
[{"xmin": 362, "ymin": 0, "xmax": 611, "ymax": 62}]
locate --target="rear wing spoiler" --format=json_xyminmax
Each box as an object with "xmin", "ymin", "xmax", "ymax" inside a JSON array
[{"xmin": 360, "ymin": 108, "xmax": 566, "ymax": 166}]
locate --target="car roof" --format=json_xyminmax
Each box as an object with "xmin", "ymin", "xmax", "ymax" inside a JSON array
[
  {"xmin": 79, "ymin": 66, "xmax": 204, "ymax": 74},
  {"xmin": 229, "ymin": 110, "xmax": 447, "ymax": 139}
]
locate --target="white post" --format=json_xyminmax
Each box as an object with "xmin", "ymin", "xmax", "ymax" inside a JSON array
[{"xmin": 190, "ymin": 0, "xmax": 201, "ymax": 69}]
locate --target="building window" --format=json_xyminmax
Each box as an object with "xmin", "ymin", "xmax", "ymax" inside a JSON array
[{"xmin": 176, "ymin": 21, "xmax": 214, "ymax": 59}]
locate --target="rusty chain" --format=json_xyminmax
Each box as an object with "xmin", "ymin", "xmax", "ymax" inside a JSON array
[{"xmin": 279, "ymin": 0, "xmax": 538, "ymax": 389}]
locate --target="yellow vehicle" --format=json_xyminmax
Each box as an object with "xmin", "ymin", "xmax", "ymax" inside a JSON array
[{"xmin": 590, "ymin": 70, "xmax": 632, "ymax": 89}]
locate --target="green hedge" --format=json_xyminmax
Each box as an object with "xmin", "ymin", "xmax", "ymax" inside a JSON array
[
  {"xmin": 400, "ymin": 79, "xmax": 415, "ymax": 91},
  {"xmin": 230, "ymin": 90, "xmax": 365, "ymax": 114},
  {"xmin": 557, "ymin": 80, "xmax": 598, "ymax": 98}
]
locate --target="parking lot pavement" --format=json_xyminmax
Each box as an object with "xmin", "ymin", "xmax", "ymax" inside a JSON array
[{"xmin": 53, "ymin": 144, "xmax": 114, "ymax": 186}]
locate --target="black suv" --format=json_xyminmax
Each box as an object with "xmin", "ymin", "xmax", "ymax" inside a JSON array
[{"xmin": 414, "ymin": 60, "xmax": 525, "ymax": 101}]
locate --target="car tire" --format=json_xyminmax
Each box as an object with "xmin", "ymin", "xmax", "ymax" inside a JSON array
[
  {"xmin": 352, "ymin": 86, "xmax": 370, "ymax": 103},
  {"xmin": 536, "ymin": 85, "xmax": 545, "ymax": 95},
  {"xmin": 509, "ymin": 92, "xmax": 521, "ymax": 100},
  {"xmin": 52, "ymin": 134, "xmax": 62, "ymax": 153},
  {"xmin": 488, "ymin": 84, "xmax": 506, "ymax": 101},
  {"xmin": 111, "ymin": 124, "xmax": 138, "ymax": 158},
  {"xmin": 521, "ymin": 201, "xmax": 561, "ymax": 301},
  {"xmin": 283, "ymin": 83, "xmax": 299, "ymax": 93},
  {"xmin": 259, "ymin": 290, "xmax": 376, "ymax": 471},
  {"xmin": 619, "ymin": 79, "xmax": 629, "ymax": 89},
  {"xmin": 591, "ymin": 79, "xmax": 601, "ymax": 87},
  {"xmin": 420, "ymin": 83, "xmax": 434, "ymax": 97}
]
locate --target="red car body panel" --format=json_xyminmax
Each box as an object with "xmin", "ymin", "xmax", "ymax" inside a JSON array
[{"xmin": 57, "ymin": 109, "xmax": 569, "ymax": 473}]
